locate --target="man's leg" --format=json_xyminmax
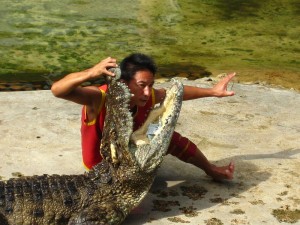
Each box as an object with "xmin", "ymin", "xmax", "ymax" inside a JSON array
[
  {"xmin": 167, "ymin": 132, "xmax": 234, "ymax": 181},
  {"xmin": 186, "ymin": 149, "xmax": 234, "ymax": 181}
]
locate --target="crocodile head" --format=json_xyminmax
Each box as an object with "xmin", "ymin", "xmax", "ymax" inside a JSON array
[
  {"xmin": 84, "ymin": 68, "xmax": 184, "ymax": 222},
  {"xmin": 100, "ymin": 68, "xmax": 183, "ymax": 173}
]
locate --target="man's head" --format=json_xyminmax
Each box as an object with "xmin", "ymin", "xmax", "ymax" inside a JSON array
[
  {"xmin": 120, "ymin": 53, "xmax": 157, "ymax": 108},
  {"xmin": 120, "ymin": 53, "xmax": 157, "ymax": 81}
]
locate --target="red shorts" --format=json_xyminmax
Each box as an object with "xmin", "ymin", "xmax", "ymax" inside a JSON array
[{"xmin": 167, "ymin": 131, "xmax": 197, "ymax": 162}]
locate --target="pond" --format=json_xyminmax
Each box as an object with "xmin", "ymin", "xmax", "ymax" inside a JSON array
[{"xmin": 0, "ymin": 0, "xmax": 299, "ymax": 90}]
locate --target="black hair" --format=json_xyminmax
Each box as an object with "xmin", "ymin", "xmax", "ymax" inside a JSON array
[{"xmin": 120, "ymin": 53, "xmax": 157, "ymax": 81}]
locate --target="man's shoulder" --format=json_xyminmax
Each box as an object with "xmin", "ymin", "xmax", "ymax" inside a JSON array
[
  {"xmin": 153, "ymin": 87, "xmax": 166, "ymax": 104},
  {"xmin": 98, "ymin": 84, "xmax": 108, "ymax": 91}
]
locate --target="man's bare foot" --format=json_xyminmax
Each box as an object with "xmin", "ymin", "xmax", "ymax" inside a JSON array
[{"xmin": 206, "ymin": 161, "xmax": 235, "ymax": 181}]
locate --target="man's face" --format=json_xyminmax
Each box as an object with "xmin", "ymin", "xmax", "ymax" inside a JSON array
[{"xmin": 126, "ymin": 70, "xmax": 154, "ymax": 108}]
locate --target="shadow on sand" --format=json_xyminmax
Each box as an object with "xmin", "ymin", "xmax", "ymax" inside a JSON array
[{"xmin": 124, "ymin": 148, "xmax": 300, "ymax": 224}]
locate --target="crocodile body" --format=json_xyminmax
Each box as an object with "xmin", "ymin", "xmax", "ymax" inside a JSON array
[{"xmin": 0, "ymin": 68, "xmax": 183, "ymax": 225}]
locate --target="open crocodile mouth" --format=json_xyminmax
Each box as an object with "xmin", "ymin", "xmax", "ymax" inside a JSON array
[
  {"xmin": 130, "ymin": 79, "xmax": 184, "ymax": 172},
  {"xmin": 131, "ymin": 81, "xmax": 183, "ymax": 145},
  {"xmin": 102, "ymin": 68, "xmax": 183, "ymax": 173}
]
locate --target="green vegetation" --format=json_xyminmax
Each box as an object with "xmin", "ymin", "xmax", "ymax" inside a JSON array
[{"xmin": 0, "ymin": 0, "xmax": 299, "ymax": 90}]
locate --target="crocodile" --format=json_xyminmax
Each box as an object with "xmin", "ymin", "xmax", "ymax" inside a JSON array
[{"xmin": 0, "ymin": 68, "xmax": 184, "ymax": 225}]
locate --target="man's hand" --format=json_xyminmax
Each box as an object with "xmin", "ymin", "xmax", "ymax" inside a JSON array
[
  {"xmin": 212, "ymin": 72, "xmax": 236, "ymax": 97},
  {"xmin": 87, "ymin": 57, "xmax": 118, "ymax": 79}
]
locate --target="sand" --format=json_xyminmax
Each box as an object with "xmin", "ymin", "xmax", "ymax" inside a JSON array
[{"xmin": 0, "ymin": 79, "xmax": 299, "ymax": 224}]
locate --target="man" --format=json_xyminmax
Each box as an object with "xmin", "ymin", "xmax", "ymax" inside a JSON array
[{"xmin": 51, "ymin": 53, "xmax": 235, "ymax": 181}]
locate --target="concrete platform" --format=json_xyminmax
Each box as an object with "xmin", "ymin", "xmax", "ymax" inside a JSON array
[{"xmin": 0, "ymin": 80, "xmax": 299, "ymax": 224}]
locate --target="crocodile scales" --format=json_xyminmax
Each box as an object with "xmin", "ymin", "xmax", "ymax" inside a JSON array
[{"xmin": 0, "ymin": 68, "xmax": 183, "ymax": 225}]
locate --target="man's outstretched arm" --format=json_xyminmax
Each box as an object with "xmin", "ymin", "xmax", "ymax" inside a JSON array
[
  {"xmin": 154, "ymin": 73, "xmax": 236, "ymax": 104},
  {"xmin": 51, "ymin": 57, "xmax": 118, "ymax": 106},
  {"xmin": 182, "ymin": 72, "xmax": 236, "ymax": 100}
]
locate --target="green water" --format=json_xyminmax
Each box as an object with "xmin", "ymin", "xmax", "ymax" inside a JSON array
[{"xmin": 1, "ymin": 0, "xmax": 299, "ymax": 90}]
